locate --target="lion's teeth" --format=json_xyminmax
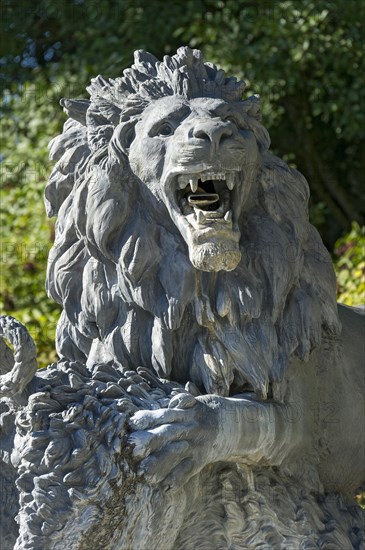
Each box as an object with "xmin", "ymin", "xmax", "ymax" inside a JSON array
[
  {"xmin": 224, "ymin": 210, "xmax": 232, "ymax": 222},
  {"xmin": 180, "ymin": 198, "xmax": 191, "ymax": 214},
  {"xmin": 200, "ymin": 172, "xmax": 226, "ymax": 182},
  {"xmin": 196, "ymin": 210, "xmax": 205, "ymax": 224},
  {"xmin": 177, "ymin": 175, "xmax": 189, "ymax": 189},
  {"xmin": 189, "ymin": 178, "xmax": 198, "ymax": 192},
  {"xmin": 226, "ymin": 173, "xmax": 235, "ymax": 190}
]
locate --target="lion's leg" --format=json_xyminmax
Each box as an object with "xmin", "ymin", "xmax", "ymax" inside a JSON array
[
  {"xmin": 128, "ymin": 393, "xmax": 301, "ymax": 489},
  {"xmin": 215, "ymin": 395, "xmax": 299, "ymax": 466}
]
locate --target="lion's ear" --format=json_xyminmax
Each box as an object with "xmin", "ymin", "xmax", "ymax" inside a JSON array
[{"xmin": 110, "ymin": 121, "xmax": 136, "ymax": 156}]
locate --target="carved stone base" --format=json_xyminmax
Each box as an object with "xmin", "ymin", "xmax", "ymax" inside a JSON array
[{"xmin": 1, "ymin": 357, "xmax": 364, "ymax": 549}]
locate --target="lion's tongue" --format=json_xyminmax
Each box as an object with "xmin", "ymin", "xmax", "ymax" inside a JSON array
[{"xmin": 187, "ymin": 193, "xmax": 219, "ymax": 208}]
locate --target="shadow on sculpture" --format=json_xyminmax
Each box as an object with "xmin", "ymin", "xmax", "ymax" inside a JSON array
[{"xmin": 1, "ymin": 47, "xmax": 364, "ymax": 549}]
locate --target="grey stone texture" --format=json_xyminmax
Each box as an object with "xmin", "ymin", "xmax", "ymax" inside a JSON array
[{"xmin": 1, "ymin": 47, "xmax": 364, "ymax": 549}]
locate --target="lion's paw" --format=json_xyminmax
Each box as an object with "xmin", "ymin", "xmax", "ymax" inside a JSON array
[{"xmin": 127, "ymin": 394, "xmax": 220, "ymax": 491}]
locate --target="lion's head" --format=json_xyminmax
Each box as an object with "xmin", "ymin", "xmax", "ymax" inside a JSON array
[
  {"xmin": 45, "ymin": 47, "xmax": 340, "ymax": 399},
  {"xmin": 125, "ymin": 94, "xmax": 263, "ymax": 272}
]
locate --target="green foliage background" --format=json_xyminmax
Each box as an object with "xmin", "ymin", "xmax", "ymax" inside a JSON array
[
  {"xmin": 1, "ymin": 0, "xmax": 364, "ymax": 366},
  {"xmin": 334, "ymin": 223, "xmax": 365, "ymax": 306}
]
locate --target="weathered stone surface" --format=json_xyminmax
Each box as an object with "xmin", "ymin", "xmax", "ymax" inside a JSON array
[{"xmin": 1, "ymin": 47, "xmax": 364, "ymax": 549}]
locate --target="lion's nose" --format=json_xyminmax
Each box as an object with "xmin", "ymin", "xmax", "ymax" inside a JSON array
[{"xmin": 192, "ymin": 121, "xmax": 233, "ymax": 148}]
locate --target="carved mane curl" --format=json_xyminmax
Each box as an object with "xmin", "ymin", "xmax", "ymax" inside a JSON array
[{"xmin": 45, "ymin": 47, "xmax": 340, "ymax": 399}]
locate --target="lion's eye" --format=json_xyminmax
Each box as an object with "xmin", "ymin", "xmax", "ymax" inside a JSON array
[{"xmin": 155, "ymin": 122, "xmax": 174, "ymax": 137}]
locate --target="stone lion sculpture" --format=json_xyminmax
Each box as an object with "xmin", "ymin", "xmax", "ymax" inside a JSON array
[{"xmin": 1, "ymin": 47, "xmax": 364, "ymax": 549}]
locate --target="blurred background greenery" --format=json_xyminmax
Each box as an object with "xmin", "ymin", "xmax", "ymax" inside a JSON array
[{"xmin": 1, "ymin": 0, "xmax": 364, "ymax": 367}]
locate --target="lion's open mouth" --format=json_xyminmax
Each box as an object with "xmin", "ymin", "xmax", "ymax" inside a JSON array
[
  {"xmin": 174, "ymin": 171, "xmax": 238, "ymax": 228},
  {"xmin": 163, "ymin": 168, "xmax": 241, "ymax": 271}
]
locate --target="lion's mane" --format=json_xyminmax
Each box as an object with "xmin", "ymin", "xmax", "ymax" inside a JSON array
[{"xmin": 45, "ymin": 47, "xmax": 340, "ymax": 399}]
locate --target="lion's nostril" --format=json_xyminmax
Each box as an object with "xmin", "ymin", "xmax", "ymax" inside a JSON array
[
  {"xmin": 194, "ymin": 129, "xmax": 211, "ymax": 141},
  {"xmin": 193, "ymin": 124, "xmax": 233, "ymax": 146}
]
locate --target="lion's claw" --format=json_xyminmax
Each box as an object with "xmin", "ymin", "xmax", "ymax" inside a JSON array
[
  {"xmin": 168, "ymin": 392, "xmax": 197, "ymax": 409},
  {"xmin": 128, "ymin": 407, "xmax": 191, "ymax": 431},
  {"xmin": 138, "ymin": 440, "xmax": 191, "ymax": 482},
  {"xmin": 160, "ymin": 458, "xmax": 196, "ymax": 492},
  {"xmin": 128, "ymin": 422, "xmax": 193, "ymax": 459}
]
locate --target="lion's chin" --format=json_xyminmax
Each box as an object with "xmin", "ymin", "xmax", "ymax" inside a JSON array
[{"xmin": 189, "ymin": 241, "xmax": 241, "ymax": 272}]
